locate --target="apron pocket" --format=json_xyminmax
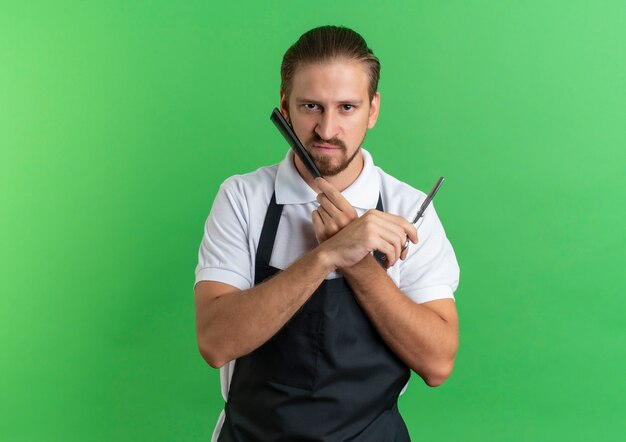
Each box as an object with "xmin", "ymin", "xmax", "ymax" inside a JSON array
[{"xmin": 251, "ymin": 308, "xmax": 321, "ymax": 390}]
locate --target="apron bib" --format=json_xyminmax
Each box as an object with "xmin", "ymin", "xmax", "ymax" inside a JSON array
[{"xmin": 218, "ymin": 192, "xmax": 411, "ymax": 441}]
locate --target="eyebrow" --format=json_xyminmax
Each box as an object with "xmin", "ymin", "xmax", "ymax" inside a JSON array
[{"xmin": 294, "ymin": 97, "xmax": 364, "ymax": 105}]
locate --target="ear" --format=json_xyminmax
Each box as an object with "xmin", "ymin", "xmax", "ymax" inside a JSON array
[
  {"xmin": 367, "ymin": 91, "xmax": 380, "ymax": 129},
  {"xmin": 279, "ymin": 89, "xmax": 290, "ymax": 123}
]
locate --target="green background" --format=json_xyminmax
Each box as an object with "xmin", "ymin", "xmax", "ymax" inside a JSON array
[{"xmin": 1, "ymin": 1, "xmax": 624, "ymax": 440}]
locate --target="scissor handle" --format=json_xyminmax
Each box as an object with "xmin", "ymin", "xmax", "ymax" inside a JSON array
[
  {"xmin": 401, "ymin": 237, "xmax": 411, "ymax": 253},
  {"xmin": 400, "ymin": 216, "xmax": 425, "ymax": 253}
]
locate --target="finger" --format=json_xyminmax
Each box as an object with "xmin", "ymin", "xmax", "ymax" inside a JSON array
[
  {"xmin": 382, "ymin": 244, "xmax": 408, "ymax": 265},
  {"xmin": 317, "ymin": 206, "xmax": 330, "ymax": 224},
  {"xmin": 400, "ymin": 218, "xmax": 418, "ymax": 244},
  {"xmin": 365, "ymin": 221, "xmax": 404, "ymax": 265},
  {"xmin": 376, "ymin": 211, "xmax": 418, "ymax": 244},
  {"xmin": 317, "ymin": 193, "xmax": 343, "ymax": 219},
  {"xmin": 366, "ymin": 233, "xmax": 396, "ymax": 266},
  {"xmin": 317, "ymin": 206, "xmax": 338, "ymax": 232},
  {"xmin": 315, "ymin": 177, "xmax": 355, "ymax": 214},
  {"xmin": 311, "ymin": 210, "xmax": 326, "ymax": 242},
  {"xmin": 365, "ymin": 212, "xmax": 408, "ymax": 256},
  {"xmin": 377, "ymin": 239, "xmax": 398, "ymax": 267},
  {"xmin": 400, "ymin": 244, "xmax": 409, "ymax": 260},
  {"xmin": 380, "ymin": 214, "xmax": 409, "ymax": 243},
  {"xmin": 408, "ymin": 224, "xmax": 418, "ymax": 244},
  {"xmin": 377, "ymin": 224, "xmax": 404, "ymax": 264}
]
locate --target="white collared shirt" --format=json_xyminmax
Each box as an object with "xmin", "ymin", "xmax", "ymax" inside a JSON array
[
  {"xmin": 196, "ymin": 147, "xmax": 459, "ymax": 294},
  {"xmin": 195, "ymin": 148, "xmax": 460, "ymax": 440}
]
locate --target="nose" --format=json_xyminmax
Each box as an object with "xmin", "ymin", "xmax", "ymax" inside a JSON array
[{"xmin": 315, "ymin": 112, "xmax": 340, "ymax": 141}]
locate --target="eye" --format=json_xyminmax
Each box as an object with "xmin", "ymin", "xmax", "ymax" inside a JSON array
[
  {"xmin": 342, "ymin": 104, "xmax": 355, "ymax": 111},
  {"xmin": 303, "ymin": 103, "xmax": 320, "ymax": 112}
]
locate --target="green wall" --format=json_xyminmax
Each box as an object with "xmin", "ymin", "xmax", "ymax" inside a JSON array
[{"xmin": 1, "ymin": 1, "xmax": 624, "ymax": 440}]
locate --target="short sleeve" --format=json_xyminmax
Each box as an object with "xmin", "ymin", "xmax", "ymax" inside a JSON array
[
  {"xmin": 194, "ymin": 179, "xmax": 254, "ymax": 291},
  {"xmin": 399, "ymin": 203, "xmax": 460, "ymax": 304}
]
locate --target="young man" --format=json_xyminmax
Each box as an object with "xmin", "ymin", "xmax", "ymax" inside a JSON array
[{"xmin": 194, "ymin": 26, "xmax": 460, "ymax": 441}]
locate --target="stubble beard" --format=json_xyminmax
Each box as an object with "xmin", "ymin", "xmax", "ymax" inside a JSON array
[{"xmin": 306, "ymin": 133, "xmax": 367, "ymax": 177}]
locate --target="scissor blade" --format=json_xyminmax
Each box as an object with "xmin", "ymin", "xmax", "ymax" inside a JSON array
[{"xmin": 411, "ymin": 176, "xmax": 445, "ymax": 224}]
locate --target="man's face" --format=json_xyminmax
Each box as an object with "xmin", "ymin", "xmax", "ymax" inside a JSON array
[{"xmin": 280, "ymin": 58, "xmax": 380, "ymax": 177}]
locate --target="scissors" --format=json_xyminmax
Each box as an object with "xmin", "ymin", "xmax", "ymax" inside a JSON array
[{"xmin": 399, "ymin": 176, "xmax": 445, "ymax": 254}]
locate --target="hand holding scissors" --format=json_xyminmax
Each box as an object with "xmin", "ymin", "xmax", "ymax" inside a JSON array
[{"xmin": 313, "ymin": 176, "xmax": 445, "ymax": 268}]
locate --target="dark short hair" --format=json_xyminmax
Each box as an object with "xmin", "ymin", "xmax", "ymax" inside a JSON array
[{"xmin": 280, "ymin": 25, "xmax": 380, "ymax": 102}]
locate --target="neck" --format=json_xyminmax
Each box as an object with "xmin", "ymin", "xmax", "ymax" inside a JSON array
[{"xmin": 294, "ymin": 152, "xmax": 364, "ymax": 193}]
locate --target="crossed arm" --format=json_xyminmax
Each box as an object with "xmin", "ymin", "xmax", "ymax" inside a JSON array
[
  {"xmin": 312, "ymin": 178, "xmax": 458, "ymax": 386},
  {"xmin": 195, "ymin": 178, "xmax": 458, "ymax": 386}
]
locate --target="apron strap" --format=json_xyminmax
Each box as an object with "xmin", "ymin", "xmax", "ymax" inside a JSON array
[
  {"xmin": 256, "ymin": 192, "xmax": 284, "ymax": 267},
  {"xmin": 373, "ymin": 194, "xmax": 386, "ymax": 265}
]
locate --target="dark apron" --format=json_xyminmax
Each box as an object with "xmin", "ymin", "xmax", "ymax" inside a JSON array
[{"xmin": 218, "ymin": 192, "xmax": 411, "ymax": 442}]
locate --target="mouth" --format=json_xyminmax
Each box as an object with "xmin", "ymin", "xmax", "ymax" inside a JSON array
[{"xmin": 311, "ymin": 143, "xmax": 342, "ymax": 152}]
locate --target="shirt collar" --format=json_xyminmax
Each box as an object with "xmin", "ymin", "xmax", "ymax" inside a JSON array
[{"xmin": 275, "ymin": 148, "xmax": 380, "ymax": 210}]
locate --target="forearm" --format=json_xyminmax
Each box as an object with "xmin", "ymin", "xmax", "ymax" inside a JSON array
[
  {"xmin": 342, "ymin": 255, "xmax": 458, "ymax": 386},
  {"xmin": 197, "ymin": 247, "xmax": 334, "ymax": 368}
]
